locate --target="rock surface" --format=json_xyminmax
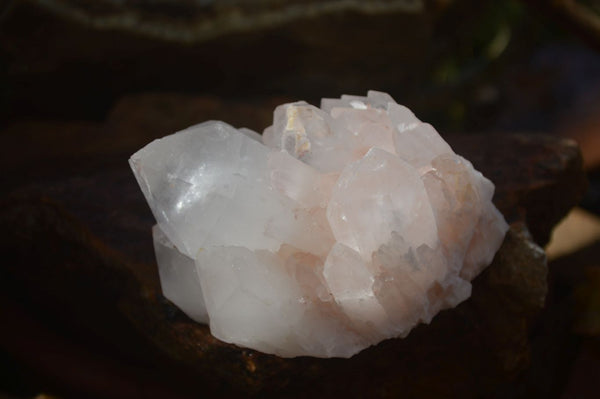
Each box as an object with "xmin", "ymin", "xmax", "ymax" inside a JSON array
[
  {"xmin": 0, "ymin": 197, "xmax": 548, "ymax": 397},
  {"xmin": 0, "ymin": 94, "xmax": 587, "ymax": 397},
  {"xmin": 4, "ymin": 0, "xmax": 424, "ymax": 43},
  {"xmin": 0, "ymin": 0, "xmax": 443, "ymax": 123}
]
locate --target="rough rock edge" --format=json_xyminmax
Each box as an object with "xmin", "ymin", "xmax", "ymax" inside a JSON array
[{"xmin": 13, "ymin": 0, "xmax": 424, "ymax": 43}]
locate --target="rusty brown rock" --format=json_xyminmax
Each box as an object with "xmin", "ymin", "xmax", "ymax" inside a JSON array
[
  {"xmin": 449, "ymin": 133, "xmax": 587, "ymax": 246},
  {"xmin": 0, "ymin": 194, "xmax": 547, "ymax": 398},
  {"xmin": 0, "ymin": 120, "xmax": 586, "ymax": 397}
]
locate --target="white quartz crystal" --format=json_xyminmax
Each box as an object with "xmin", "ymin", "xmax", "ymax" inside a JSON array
[{"xmin": 130, "ymin": 90, "xmax": 509, "ymax": 358}]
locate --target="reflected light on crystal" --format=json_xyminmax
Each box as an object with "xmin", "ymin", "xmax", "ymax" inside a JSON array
[{"xmin": 130, "ymin": 90, "xmax": 509, "ymax": 358}]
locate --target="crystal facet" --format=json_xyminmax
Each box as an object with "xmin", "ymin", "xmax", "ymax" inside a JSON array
[{"xmin": 130, "ymin": 91, "xmax": 509, "ymax": 358}]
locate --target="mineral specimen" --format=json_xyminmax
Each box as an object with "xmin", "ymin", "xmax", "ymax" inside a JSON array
[{"xmin": 129, "ymin": 91, "xmax": 509, "ymax": 358}]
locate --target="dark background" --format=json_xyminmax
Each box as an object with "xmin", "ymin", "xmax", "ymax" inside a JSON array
[{"xmin": 2, "ymin": 0, "xmax": 600, "ymax": 191}]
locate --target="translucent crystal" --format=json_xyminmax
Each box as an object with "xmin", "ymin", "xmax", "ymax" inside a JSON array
[
  {"xmin": 130, "ymin": 91, "xmax": 509, "ymax": 358},
  {"xmin": 153, "ymin": 225, "xmax": 208, "ymax": 323}
]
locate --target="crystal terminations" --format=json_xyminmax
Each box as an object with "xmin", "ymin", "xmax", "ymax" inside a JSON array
[{"xmin": 130, "ymin": 91, "xmax": 509, "ymax": 358}]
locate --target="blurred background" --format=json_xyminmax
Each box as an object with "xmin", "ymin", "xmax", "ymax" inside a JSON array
[
  {"xmin": 1, "ymin": 0, "xmax": 599, "ymax": 398},
  {"xmin": 2, "ymin": 0, "xmax": 600, "ymax": 195}
]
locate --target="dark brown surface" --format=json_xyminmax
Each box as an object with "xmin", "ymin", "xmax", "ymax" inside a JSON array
[
  {"xmin": 449, "ymin": 133, "xmax": 587, "ymax": 246},
  {"xmin": 0, "ymin": 93, "xmax": 588, "ymax": 398},
  {"xmin": 0, "ymin": 188, "xmax": 549, "ymax": 399}
]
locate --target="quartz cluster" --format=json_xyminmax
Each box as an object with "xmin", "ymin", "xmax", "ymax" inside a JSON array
[{"xmin": 130, "ymin": 91, "xmax": 509, "ymax": 358}]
